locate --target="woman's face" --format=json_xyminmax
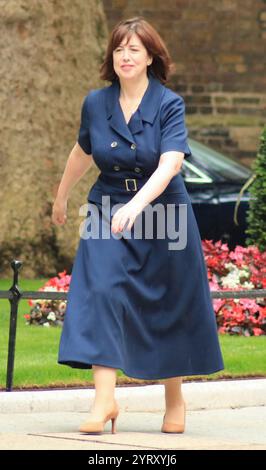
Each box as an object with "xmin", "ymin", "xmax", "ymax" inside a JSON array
[{"xmin": 112, "ymin": 33, "xmax": 152, "ymax": 80}]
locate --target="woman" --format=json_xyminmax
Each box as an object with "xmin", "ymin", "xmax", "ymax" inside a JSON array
[{"xmin": 52, "ymin": 17, "xmax": 224, "ymax": 435}]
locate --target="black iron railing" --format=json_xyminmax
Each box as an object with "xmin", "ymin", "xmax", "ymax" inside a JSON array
[{"xmin": 0, "ymin": 259, "xmax": 266, "ymax": 392}]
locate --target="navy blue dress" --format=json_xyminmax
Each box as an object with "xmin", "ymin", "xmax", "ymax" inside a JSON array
[{"xmin": 58, "ymin": 71, "xmax": 224, "ymax": 379}]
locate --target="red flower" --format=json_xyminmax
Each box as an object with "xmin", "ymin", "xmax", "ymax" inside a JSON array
[
  {"xmin": 201, "ymin": 240, "xmax": 266, "ymax": 336},
  {"xmin": 253, "ymin": 328, "xmax": 264, "ymax": 336}
]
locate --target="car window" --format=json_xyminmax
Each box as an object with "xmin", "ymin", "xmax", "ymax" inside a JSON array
[
  {"xmin": 185, "ymin": 139, "xmax": 252, "ymax": 182},
  {"xmin": 181, "ymin": 160, "xmax": 213, "ymax": 183}
]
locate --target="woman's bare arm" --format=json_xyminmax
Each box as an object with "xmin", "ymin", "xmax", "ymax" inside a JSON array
[
  {"xmin": 56, "ymin": 142, "xmax": 93, "ymax": 200},
  {"xmin": 52, "ymin": 142, "xmax": 93, "ymax": 225},
  {"xmin": 111, "ymin": 151, "xmax": 185, "ymax": 234},
  {"xmin": 128, "ymin": 150, "xmax": 184, "ymax": 210}
]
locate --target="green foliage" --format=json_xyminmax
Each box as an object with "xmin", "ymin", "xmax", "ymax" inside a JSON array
[{"xmin": 245, "ymin": 127, "xmax": 266, "ymax": 250}]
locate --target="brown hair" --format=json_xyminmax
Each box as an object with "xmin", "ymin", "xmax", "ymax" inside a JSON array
[{"xmin": 99, "ymin": 17, "xmax": 176, "ymax": 84}]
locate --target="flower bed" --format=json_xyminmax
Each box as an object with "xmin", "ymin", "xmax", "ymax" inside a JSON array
[
  {"xmin": 25, "ymin": 242, "xmax": 266, "ymax": 336},
  {"xmin": 24, "ymin": 270, "xmax": 70, "ymax": 327},
  {"xmin": 203, "ymin": 241, "xmax": 266, "ymax": 336}
]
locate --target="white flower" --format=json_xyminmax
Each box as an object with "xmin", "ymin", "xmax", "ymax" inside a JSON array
[
  {"xmin": 242, "ymin": 281, "xmax": 255, "ymax": 289},
  {"xmin": 224, "ymin": 262, "xmax": 236, "ymax": 271},
  {"xmin": 47, "ymin": 311, "xmax": 56, "ymax": 322},
  {"xmin": 221, "ymin": 263, "xmax": 251, "ymax": 289},
  {"xmin": 239, "ymin": 270, "xmax": 250, "ymax": 279},
  {"xmin": 221, "ymin": 271, "xmax": 240, "ymax": 288}
]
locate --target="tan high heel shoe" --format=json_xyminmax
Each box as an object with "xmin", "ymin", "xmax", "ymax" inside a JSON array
[
  {"xmin": 79, "ymin": 401, "xmax": 119, "ymax": 434},
  {"xmin": 161, "ymin": 400, "xmax": 186, "ymax": 433}
]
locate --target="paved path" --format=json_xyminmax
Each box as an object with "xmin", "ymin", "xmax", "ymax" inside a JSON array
[
  {"xmin": 0, "ymin": 407, "xmax": 265, "ymax": 450},
  {"xmin": 1, "ymin": 379, "xmax": 265, "ymax": 450}
]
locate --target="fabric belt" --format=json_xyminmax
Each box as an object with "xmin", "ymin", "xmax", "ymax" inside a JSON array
[
  {"xmin": 99, "ymin": 173, "xmax": 153, "ymax": 192},
  {"xmin": 98, "ymin": 172, "xmax": 184, "ymax": 194}
]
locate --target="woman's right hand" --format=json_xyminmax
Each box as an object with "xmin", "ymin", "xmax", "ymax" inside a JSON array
[{"xmin": 52, "ymin": 197, "xmax": 68, "ymax": 226}]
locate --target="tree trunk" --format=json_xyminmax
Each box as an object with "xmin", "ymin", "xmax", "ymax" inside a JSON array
[{"xmin": 0, "ymin": 0, "xmax": 108, "ymax": 277}]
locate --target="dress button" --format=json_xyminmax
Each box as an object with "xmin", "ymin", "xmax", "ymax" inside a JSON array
[
  {"xmin": 134, "ymin": 167, "xmax": 142, "ymax": 173},
  {"xmin": 113, "ymin": 165, "xmax": 120, "ymax": 171},
  {"xmin": 130, "ymin": 143, "xmax": 136, "ymax": 150},
  {"xmin": 111, "ymin": 141, "xmax": 118, "ymax": 147}
]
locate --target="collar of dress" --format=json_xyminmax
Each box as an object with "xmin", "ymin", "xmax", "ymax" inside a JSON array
[{"xmin": 105, "ymin": 72, "xmax": 165, "ymax": 145}]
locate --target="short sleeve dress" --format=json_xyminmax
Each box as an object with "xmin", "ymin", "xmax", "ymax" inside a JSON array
[{"xmin": 58, "ymin": 71, "xmax": 225, "ymax": 379}]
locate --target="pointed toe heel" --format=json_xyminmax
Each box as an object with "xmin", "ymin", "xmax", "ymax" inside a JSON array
[{"xmin": 79, "ymin": 402, "xmax": 119, "ymax": 435}]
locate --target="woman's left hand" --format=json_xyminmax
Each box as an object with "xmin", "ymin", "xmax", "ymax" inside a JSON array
[{"xmin": 111, "ymin": 200, "xmax": 144, "ymax": 234}]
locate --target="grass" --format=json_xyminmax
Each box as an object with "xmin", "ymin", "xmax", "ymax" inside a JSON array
[{"xmin": 0, "ymin": 278, "xmax": 265, "ymax": 390}]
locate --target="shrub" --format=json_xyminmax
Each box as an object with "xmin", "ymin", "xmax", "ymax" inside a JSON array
[{"xmin": 245, "ymin": 127, "xmax": 266, "ymax": 251}]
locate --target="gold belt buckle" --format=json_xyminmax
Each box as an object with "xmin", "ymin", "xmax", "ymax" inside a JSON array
[{"xmin": 125, "ymin": 178, "xmax": 137, "ymax": 191}]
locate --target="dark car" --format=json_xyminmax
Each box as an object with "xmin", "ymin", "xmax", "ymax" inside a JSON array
[{"xmin": 181, "ymin": 139, "xmax": 253, "ymax": 248}]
